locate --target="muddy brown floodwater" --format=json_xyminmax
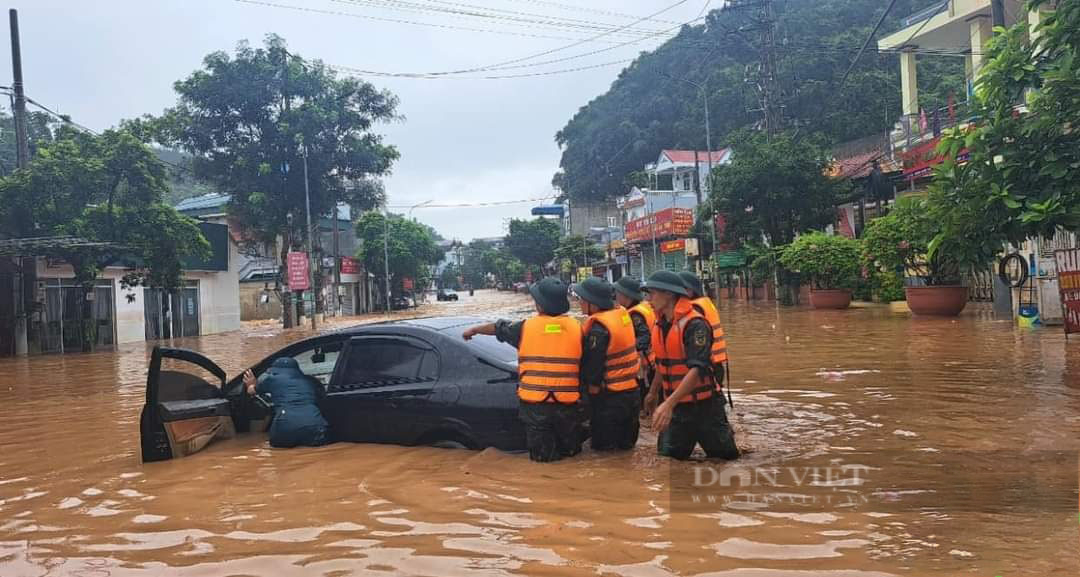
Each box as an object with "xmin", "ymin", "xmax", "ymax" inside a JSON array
[{"xmin": 1, "ymin": 290, "xmax": 1078, "ymax": 577}]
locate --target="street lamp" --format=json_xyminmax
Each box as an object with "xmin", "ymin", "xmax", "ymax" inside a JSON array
[{"xmin": 660, "ymin": 71, "xmax": 720, "ymax": 302}]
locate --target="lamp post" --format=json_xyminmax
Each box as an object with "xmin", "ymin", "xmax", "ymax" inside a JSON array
[
  {"xmin": 302, "ymin": 146, "xmax": 315, "ymax": 330},
  {"xmin": 661, "ymin": 72, "xmax": 720, "ymax": 302}
]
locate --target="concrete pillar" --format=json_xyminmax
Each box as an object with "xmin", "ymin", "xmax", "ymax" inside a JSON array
[
  {"xmin": 969, "ymin": 16, "xmax": 993, "ymax": 79},
  {"xmin": 964, "ymin": 54, "xmax": 974, "ymax": 99},
  {"xmin": 1028, "ymin": 6, "xmax": 1046, "ymax": 44},
  {"xmin": 900, "ymin": 50, "xmax": 919, "ymax": 117}
]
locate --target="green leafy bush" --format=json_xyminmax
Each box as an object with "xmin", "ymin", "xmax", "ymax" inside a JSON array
[{"xmin": 778, "ymin": 231, "xmax": 861, "ymax": 290}]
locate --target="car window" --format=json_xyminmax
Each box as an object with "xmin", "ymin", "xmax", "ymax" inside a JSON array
[
  {"xmin": 290, "ymin": 340, "xmax": 345, "ymax": 385},
  {"xmin": 341, "ymin": 338, "xmax": 438, "ymax": 385},
  {"xmin": 464, "ymin": 334, "xmax": 518, "ymax": 366}
]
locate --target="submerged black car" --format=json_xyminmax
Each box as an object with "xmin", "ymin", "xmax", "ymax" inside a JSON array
[{"xmin": 140, "ymin": 316, "xmax": 524, "ymax": 462}]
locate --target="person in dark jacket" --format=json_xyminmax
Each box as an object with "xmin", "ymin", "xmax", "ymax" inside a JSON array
[{"xmin": 243, "ymin": 358, "xmax": 330, "ymax": 448}]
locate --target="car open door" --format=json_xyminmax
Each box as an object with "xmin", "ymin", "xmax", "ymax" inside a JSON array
[{"xmin": 140, "ymin": 346, "xmax": 235, "ymax": 462}]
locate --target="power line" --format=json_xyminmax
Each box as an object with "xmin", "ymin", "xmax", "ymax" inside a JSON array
[
  {"xmin": 330, "ymin": 0, "xmax": 671, "ymax": 38},
  {"xmin": 329, "ymin": 57, "xmax": 632, "ymax": 79},
  {"xmin": 349, "ymin": 0, "xmax": 701, "ymax": 78},
  {"xmin": 233, "ymin": 0, "xmax": 636, "ymax": 44},
  {"xmin": 387, "ymin": 195, "xmax": 556, "ymax": 208},
  {"xmin": 838, "ymin": 0, "xmax": 900, "ymax": 90}
]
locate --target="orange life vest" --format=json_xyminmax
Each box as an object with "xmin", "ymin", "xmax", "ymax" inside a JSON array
[
  {"xmin": 582, "ymin": 307, "xmax": 640, "ymax": 395},
  {"xmin": 629, "ymin": 301, "xmax": 657, "ymax": 367},
  {"xmin": 691, "ymin": 296, "xmax": 729, "ymax": 366},
  {"xmin": 652, "ymin": 298, "xmax": 715, "ymax": 404},
  {"xmin": 517, "ymin": 315, "xmax": 583, "ymax": 404}
]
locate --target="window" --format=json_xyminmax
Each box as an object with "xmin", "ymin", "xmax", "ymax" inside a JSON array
[
  {"xmin": 292, "ymin": 340, "xmax": 345, "ymax": 384},
  {"xmin": 340, "ymin": 338, "xmax": 438, "ymax": 386}
]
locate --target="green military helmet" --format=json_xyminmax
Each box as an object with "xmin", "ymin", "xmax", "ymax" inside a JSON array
[
  {"xmin": 643, "ymin": 270, "xmax": 689, "ymax": 297},
  {"xmin": 678, "ymin": 271, "xmax": 704, "ymax": 298},
  {"xmin": 571, "ymin": 276, "xmax": 615, "ymax": 310},
  {"xmin": 529, "ymin": 276, "xmax": 571, "ymax": 316},
  {"xmin": 613, "ymin": 275, "xmax": 644, "ymax": 302}
]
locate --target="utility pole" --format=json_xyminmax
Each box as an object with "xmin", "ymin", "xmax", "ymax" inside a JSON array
[
  {"xmin": 727, "ymin": 0, "xmax": 781, "ymax": 140},
  {"xmin": 302, "ymin": 147, "xmax": 315, "ymax": 330},
  {"xmin": 383, "ymin": 207, "xmax": 391, "ymax": 316},
  {"xmin": 990, "ymin": 0, "xmax": 1006, "ymax": 28},
  {"xmin": 9, "ymin": 9, "xmax": 28, "ymax": 356},
  {"xmin": 332, "ymin": 194, "xmax": 340, "ymax": 318}
]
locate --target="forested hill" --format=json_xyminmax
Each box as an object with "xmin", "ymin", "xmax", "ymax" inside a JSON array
[{"xmin": 555, "ymin": 0, "xmax": 965, "ymax": 203}]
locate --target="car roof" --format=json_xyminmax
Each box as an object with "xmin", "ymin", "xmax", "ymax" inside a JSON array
[{"xmin": 333, "ymin": 315, "xmax": 485, "ymax": 335}]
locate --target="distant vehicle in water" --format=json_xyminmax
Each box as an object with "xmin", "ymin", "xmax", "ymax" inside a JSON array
[
  {"xmin": 140, "ymin": 317, "xmax": 525, "ymax": 462},
  {"xmin": 437, "ymin": 288, "xmax": 459, "ymax": 301}
]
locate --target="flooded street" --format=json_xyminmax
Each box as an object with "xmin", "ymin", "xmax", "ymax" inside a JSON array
[{"xmin": 1, "ymin": 290, "xmax": 1077, "ymax": 576}]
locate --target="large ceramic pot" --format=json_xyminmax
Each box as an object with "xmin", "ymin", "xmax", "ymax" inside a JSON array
[
  {"xmin": 905, "ymin": 285, "xmax": 968, "ymax": 316},
  {"xmin": 808, "ymin": 289, "xmax": 852, "ymax": 310}
]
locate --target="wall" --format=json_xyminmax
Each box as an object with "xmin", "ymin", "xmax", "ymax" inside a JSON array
[
  {"xmin": 568, "ymin": 200, "xmax": 622, "ymax": 237},
  {"xmin": 240, "ymin": 281, "xmax": 282, "ymax": 321},
  {"xmin": 190, "ymin": 236, "xmax": 242, "ymax": 334}
]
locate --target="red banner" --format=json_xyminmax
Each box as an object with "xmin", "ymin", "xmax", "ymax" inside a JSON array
[
  {"xmin": 340, "ymin": 256, "xmax": 359, "ymax": 275},
  {"xmin": 624, "ymin": 208, "xmax": 694, "ymax": 243},
  {"xmin": 1055, "ymin": 249, "xmax": 1080, "ymax": 335},
  {"xmin": 713, "ymin": 213, "xmax": 732, "ymax": 251},
  {"xmin": 403, "ymin": 277, "xmax": 414, "ymax": 291},
  {"xmin": 660, "ymin": 239, "xmax": 686, "ymax": 253},
  {"xmin": 287, "ymin": 251, "xmax": 309, "ymax": 291}
]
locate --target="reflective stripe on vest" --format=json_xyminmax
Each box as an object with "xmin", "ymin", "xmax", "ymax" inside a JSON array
[
  {"xmin": 582, "ymin": 307, "xmax": 641, "ymax": 395},
  {"xmin": 651, "ymin": 299, "xmax": 714, "ymax": 404},
  {"xmin": 630, "ymin": 301, "xmax": 657, "ymax": 367},
  {"xmin": 692, "ymin": 297, "xmax": 729, "ymax": 365},
  {"xmin": 518, "ymin": 315, "xmax": 583, "ymax": 404}
]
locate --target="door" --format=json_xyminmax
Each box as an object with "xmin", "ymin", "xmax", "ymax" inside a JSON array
[
  {"xmin": 140, "ymin": 346, "xmax": 235, "ymax": 462},
  {"xmin": 324, "ymin": 336, "xmax": 439, "ymax": 444}
]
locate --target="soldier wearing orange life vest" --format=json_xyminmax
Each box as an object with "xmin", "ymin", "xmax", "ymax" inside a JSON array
[
  {"xmin": 572, "ymin": 276, "xmax": 641, "ymax": 451},
  {"xmin": 462, "ymin": 277, "xmax": 584, "ymax": 462},
  {"xmin": 678, "ymin": 271, "xmax": 732, "ymax": 407},
  {"xmin": 613, "ymin": 275, "xmax": 655, "ymax": 401},
  {"xmin": 643, "ymin": 270, "xmax": 739, "ymax": 461}
]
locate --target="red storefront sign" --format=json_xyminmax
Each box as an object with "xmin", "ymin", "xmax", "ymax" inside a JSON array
[
  {"xmin": 660, "ymin": 239, "xmax": 686, "ymax": 253},
  {"xmin": 287, "ymin": 251, "xmax": 309, "ymax": 291},
  {"xmin": 900, "ymin": 135, "xmax": 969, "ymax": 180},
  {"xmin": 713, "ymin": 213, "xmax": 732, "ymax": 251},
  {"xmin": 340, "ymin": 256, "xmax": 360, "ymax": 275},
  {"xmin": 1054, "ymin": 249, "xmax": 1080, "ymax": 335},
  {"xmin": 624, "ymin": 208, "xmax": 694, "ymax": 243}
]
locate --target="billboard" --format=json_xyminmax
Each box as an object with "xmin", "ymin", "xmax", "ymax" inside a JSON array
[
  {"xmin": 287, "ymin": 251, "xmax": 309, "ymax": 291},
  {"xmin": 340, "ymin": 256, "xmax": 360, "ymax": 275},
  {"xmin": 624, "ymin": 208, "xmax": 694, "ymax": 243}
]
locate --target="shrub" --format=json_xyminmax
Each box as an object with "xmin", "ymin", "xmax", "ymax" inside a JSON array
[{"xmin": 778, "ymin": 231, "xmax": 862, "ymax": 290}]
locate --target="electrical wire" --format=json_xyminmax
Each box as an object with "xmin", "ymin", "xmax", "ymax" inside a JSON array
[
  {"xmin": 329, "ymin": 57, "xmax": 633, "ymax": 79},
  {"xmin": 387, "ymin": 195, "xmax": 557, "ymax": 208},
  {"xmin": 330, "ymin": 0, "xmax": 671, "ymax": 38},
  {"xmin": 347, "ymin": 0, "xmax": 701, "ymax": 78},
  {"xmin": 838, "ymin": 0, "xmax": 902, "ymax": 89},
  {"xmin": 233, "ymin": 0, "xmax": 634, "ymax": 44}
]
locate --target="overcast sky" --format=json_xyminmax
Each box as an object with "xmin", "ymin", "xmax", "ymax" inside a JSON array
[{"xmin": 1, "ymin": 0, "xmax": 711, "ymax": 241}]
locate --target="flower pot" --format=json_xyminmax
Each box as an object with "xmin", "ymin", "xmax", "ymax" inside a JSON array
[
  {"xmin": 808, "ymin": 289, "xmax": 852, "ymax": 310},
  {"xmin": 904, "ymin": 285, "xmax": 968, "ymax": 316}
]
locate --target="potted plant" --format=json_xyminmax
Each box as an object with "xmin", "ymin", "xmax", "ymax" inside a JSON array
[
  {"xmin": 778, "ymin": 231, "xmax": 861, "ymax": 309},
  {"xmin": 866, "ymin": 194, "xmax": 996, "ymax": 316}
]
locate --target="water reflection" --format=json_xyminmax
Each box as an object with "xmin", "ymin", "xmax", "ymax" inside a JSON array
[{"xmin": 1, "ymin": 294, "xmax": 1077, "ymax": 576}]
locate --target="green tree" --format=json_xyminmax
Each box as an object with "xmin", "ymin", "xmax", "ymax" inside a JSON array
[
  {"xmin": 355, "ymin": 212, "xmax": 442, "ymax": 299},
  {"xmin": 931, "ymin": 0, "xmax": 1080, "ymax": 246},
  {"xmin": 712, "ymin": 131, "xmax": 845, "ymax": 248},
  {"xmin": 0, "ymin": 127, "xmax": 209, "ymax": 351},
  {"xmin": 505, "ymin": 218, "xmax": 561, "ymax": 275},
  {"xmin": 554, "ymin": 234, "xmax": 605, "ymax": 272},
  {"xmin": 554, "ymin": 0, "xmax": 962, "ymax": 203},
  {"xmin": 0, "ymin": 108, "xmax": 55, "ymax": 176},
  {"xmin": 134, "ymin": 34, "xmax": 400, "ymax": 325}
]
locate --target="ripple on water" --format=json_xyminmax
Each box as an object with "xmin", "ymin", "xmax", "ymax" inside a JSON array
[{"xmin": 710, "ymin": 537, "xmax": 872, "ymax": 560}]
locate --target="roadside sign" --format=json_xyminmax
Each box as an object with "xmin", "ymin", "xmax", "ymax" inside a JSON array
[
  {"xmin": 1054, "ymin": 249, "xmax": 1080, "ymax": 336},
  {"xmin": 403, "ymin": 277, "xmax": 414, "ymax": 291},
  {"xmin": 340, "ymin": 256, "xmax": 360, "ymax": 275},
  {"xmin": 287, "ymin": 251, "xmax": 309, "ymax": 291}
]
